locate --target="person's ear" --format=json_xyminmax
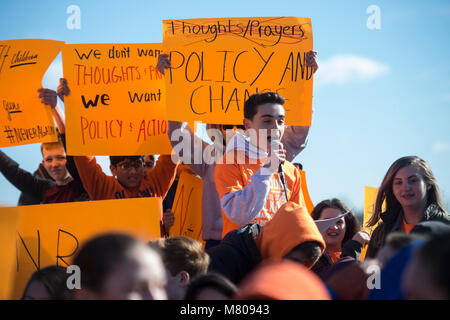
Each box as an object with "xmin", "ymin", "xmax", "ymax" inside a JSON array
[
  {"xmin": 426, "ymin": 184, "xmax": 432, "ymax": 191},
  {"xmin": 110, "ymin": 164, "xmax": 117, "ymax": 177},
  {"xmin": 243, "ymin": 118, "xmax": 251, "ymax": 131},
  {"xmin": 178, "ymin": 271, "xmax": 190, "ymax": 288}
]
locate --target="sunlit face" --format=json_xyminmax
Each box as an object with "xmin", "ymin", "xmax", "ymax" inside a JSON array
[
  {"xmin": 111, "ymin": 158, "xmax": 145, "ymax": 188},
  {"xmin": 99, "ymin": 245, "xmax": 167, "ymax": 300},
  {"xmin": 22, "ymin": 280, "xmax": 51, "ymax": 300},
  {"xmin": 41, "ymin": 146, "xmax": 69, "ymax": 184},
  {"xmin": 319, "ymin": 208, "xmax": 346, "ymax": 251},
  {"xmin": 243, "ymin": 103, "xmax": 285, "ymax": 152},
  {"xmin": 392, "ymin": 165, "xmax": 429, "ymax": 210}
]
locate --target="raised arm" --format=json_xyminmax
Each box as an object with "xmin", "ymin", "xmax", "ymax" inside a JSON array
[{"xmin": 0, "ymin": 150, "xmax": 53, "ymax": 201}]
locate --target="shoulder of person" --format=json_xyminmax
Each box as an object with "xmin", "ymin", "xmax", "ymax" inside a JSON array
[{"xmin": 425, "ymin": 203, "xmax": 450, "ymax": 223}]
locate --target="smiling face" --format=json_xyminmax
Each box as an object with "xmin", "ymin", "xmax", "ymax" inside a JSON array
[
  {"xmin": 111, "ymin": 158, "xmax": 145, "ymax": 188},
  {"xmin": 41, "ymin": 145, "xmax": 69, "ymax": 184},
  {"xmin": 392, "ymin": 165, "xmax": 430, "ymax": 211},
  {"xmin": 319, "ymin": 208, "xmax": 346, "ymax": 251},
  {"xmin": 243, "ymin": 103, "xmax": 286, "ymax": 152}
]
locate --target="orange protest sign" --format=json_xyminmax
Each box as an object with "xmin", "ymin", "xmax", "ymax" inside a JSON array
[
  {"xmin": 62, "ymin": 43, "xmax": 172, "ymax": 155},
  {"xmin": 0, "ymin": 39, "xmax": 64, "ymax": 147},
  {"xmin": 162, "ymin": 17, "xmax": 314, "ymax": 126},
  {"xmin": 6, "ymin": 197, "xmax": 162, "ymax": 299},
  {"xmin": 170, "ymin": 171, "xmax": 204, "ymax": 244},
  {"xmin": 360, "ymin": 186, "xmax": 384, "ymax": 261},
  {"xmin": 0, "ymin": 206, "xmax": 21, "ymax": 299},
  {"xmin": 299, "ymin": 170, "xmax": 314, "ymax": 214}
]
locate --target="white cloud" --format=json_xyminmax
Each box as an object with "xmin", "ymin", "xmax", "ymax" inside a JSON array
[
  {"xmin": 432, "ymin": 141, "xmax": 449, "ymax": 153},
  {"xmin": 315, "ymin": 55, "xmax": 389, "ymax": 86},
  {"xmin": 42, "ymin": 53, "xmax": 63, "ymax": 89}
]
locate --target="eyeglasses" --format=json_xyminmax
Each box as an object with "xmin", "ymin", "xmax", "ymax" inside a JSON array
[{"xmin": 116, "ymin": 160, "xmax": 143, "ymax": 170}]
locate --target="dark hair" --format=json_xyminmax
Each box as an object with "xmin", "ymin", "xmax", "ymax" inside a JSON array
[
  {"xmin": 311, "ymin": 199, "xmax": 361, "ymax": 247},
  {"xmin": 72, "ymin": 233, "xmax": 141, "ymax": 293},
  {"xmin": 286, "ymin": 241, "xmax": 323, "ymax": 267},
  {"xmin": 244, "ymin": 92, "xmax": 285, "ymax": 120},
  {"xmin": 109, "ymin": 156, "xmax": 143, "ymax": 166},
  {"xmin": 416, "ymin": 232, "xmax": 450, "ymax": 298},
  {"xmin": 184, "ymin": 272, "xmax": 238, "ymax": 300},
  {"xmin": 21, "ymin": 266, "xmax": 70, "ymax": 300},
  {"xmin": 156, "ymin": 236, "xmax": 209, "ymax": 278},
  {"xmin": 384, "ymin": 232, "xmax": 426, "ymax": 252}
]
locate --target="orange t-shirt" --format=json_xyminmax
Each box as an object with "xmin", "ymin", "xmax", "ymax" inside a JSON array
[
  {"xmin": 214, "ymin": 150, "xmax": 305, "ymax": 238},
  {"xmin": 401, "ymin": 219, "xmax": 416, "ymax": 234},
  {"xmin": 328, "ymin": 251, "xmax": 342, "ymax": 264}
]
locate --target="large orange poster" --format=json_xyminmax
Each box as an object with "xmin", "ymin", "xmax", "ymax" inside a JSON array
[
  {"xmin": 162, "ymin": 17, "xmax": 314, "ymax": 125},
  {"xmin": 63, "ymin": 43, "xmax": 172, "ymax": 155},
  {"xmin": 0, "ymin": 39, "xmax": 64, "ymax": 147}
]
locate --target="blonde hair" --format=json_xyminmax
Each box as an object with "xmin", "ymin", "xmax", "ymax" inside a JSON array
[
  {"xmin": 367, "ymin": 156, "xmax": 447, "ymax": 227},
  {"xmin": 40, "ymin": 141, "xmax": 64, "ymax": 156}
]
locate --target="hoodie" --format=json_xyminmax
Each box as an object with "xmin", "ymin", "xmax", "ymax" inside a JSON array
[
  {"xmin": 255, "ymin": 202, "xmax": 325, "ymax": 261},
  {"xmin": 207, "ymin": 202, "xmax": 325, "ymax": 284},
  {"xmin": 215, "ymin": 133, "xmax": 306, "ymax": 238}
]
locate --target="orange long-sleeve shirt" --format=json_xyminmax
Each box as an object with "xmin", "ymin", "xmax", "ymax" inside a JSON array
[{"xmin": 74, "ymin": 154, "xmax": 178, "ymax": 201}]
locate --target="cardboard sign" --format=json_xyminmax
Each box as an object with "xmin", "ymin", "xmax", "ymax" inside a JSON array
[
  {"xmin": 3, "ymin": 197, "xmax": 162, "ymax": 299},
  {"xmin": 359, "ymin": 186, "xmax": 384, "ymax": 261},
  {"xmin": 63, "ymin": 43, "xmax": 173, "ymax": 155},
  {"xmin": 299, "ymin": 169, "xmax": 314, "ymax": 214},
  {"xmin": 0, "ymin": 207, "xmax": 21, "ymax": 299},
  {"xmin": 170, "ymin": 171, "xmax": 204, "ymax": 243},
  {"xmin": 162, "ymin": 17, "xmax": 314, "ymax": 125},
  {"xmin": 0, "ymin": 39, "xmax": 64, "ymax": 147}
]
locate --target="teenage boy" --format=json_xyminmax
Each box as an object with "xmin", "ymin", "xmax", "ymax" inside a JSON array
[
  {"xmin": 0, "ymin": 85, "xmax": 87, "ymax": 204},
  {"xmin": 214, "ymin": 92, "xmax": 307, "ymax": 237}
]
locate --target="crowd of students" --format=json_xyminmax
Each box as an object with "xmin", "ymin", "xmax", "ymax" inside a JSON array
[{"xmin": 2, "ymin": 52, "xmax": 450, "ymax": 300}]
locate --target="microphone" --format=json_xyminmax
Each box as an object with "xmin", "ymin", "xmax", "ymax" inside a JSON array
[{"xmin": 278, "ymin": 163, "xmax": 289, "ymax": 202}]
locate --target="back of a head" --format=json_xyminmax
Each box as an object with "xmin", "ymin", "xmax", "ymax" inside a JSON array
[
  {"xmin": 255, "ymin": 202, "xmax": 325, "ymax": 262},
  {"xmin": 377, "ymin": 232, "xmax": 427, "ymax": 268},
  {"xmin": 160, "ymin": 236, "xmax": 210, "ymax": 278},
  {"xmin": 410, "ymin": 221, "xmax": 450, "ymax": 239},
  {"xmin": 412, "ymin": 233, "xmax": 450, "ymax": 299},
  {"xmin": 22, "ymin": 266, "xmax": 69, "ymax": 300},
  {"xmin": 72, "ymin": 233, "xmax": 140, "ymax": 294},
  {"xmin": 235, "ymin": 260, "xmax": 330, "ymax": 300},
  {"xmin": 244, "ymin": 92, "xmax": 285, "ymax": 120},
  {"xmin": 184, "ymin": 272, "xmax": 238, "ymax": 300}
]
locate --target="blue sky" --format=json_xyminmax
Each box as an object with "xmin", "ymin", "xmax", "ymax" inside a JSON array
[{"xmin": 1, "ymin": 0, "xmax": 449, "ymax": 215}]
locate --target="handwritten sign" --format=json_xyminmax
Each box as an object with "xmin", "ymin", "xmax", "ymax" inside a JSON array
[
  {"xmin": 0, "ymin": 39, "xmax": 64, "ymax": 147},
  {"xmin": 162, "ymin": 17, "xmax": 314, "ymax": 125},
  {"xmin": 0, "ymin": 207, "xmax": 20, "ymax": 299},
  {"xmin": 170, "ymin": 171, "xmax": 204, "ymax": 244},
  {"xmin": 299, "ymin": 170, "xmax": 314, "ymax": 214},
  {"xmin": 3, "ymin": 197, "xmax": 162, "ymax": 299},
  {"xmin": 62, "ymin": 43, "xmax": 173, "ymax": 155},
  {"xmin": 359, "ymin": 186, "xmax": 384, "ymax": 261}
]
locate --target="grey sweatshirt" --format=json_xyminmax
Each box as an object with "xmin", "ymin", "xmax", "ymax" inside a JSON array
[{"xmin": 167, "ymin": 121, "xmax": 309, "ymax": 240}]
